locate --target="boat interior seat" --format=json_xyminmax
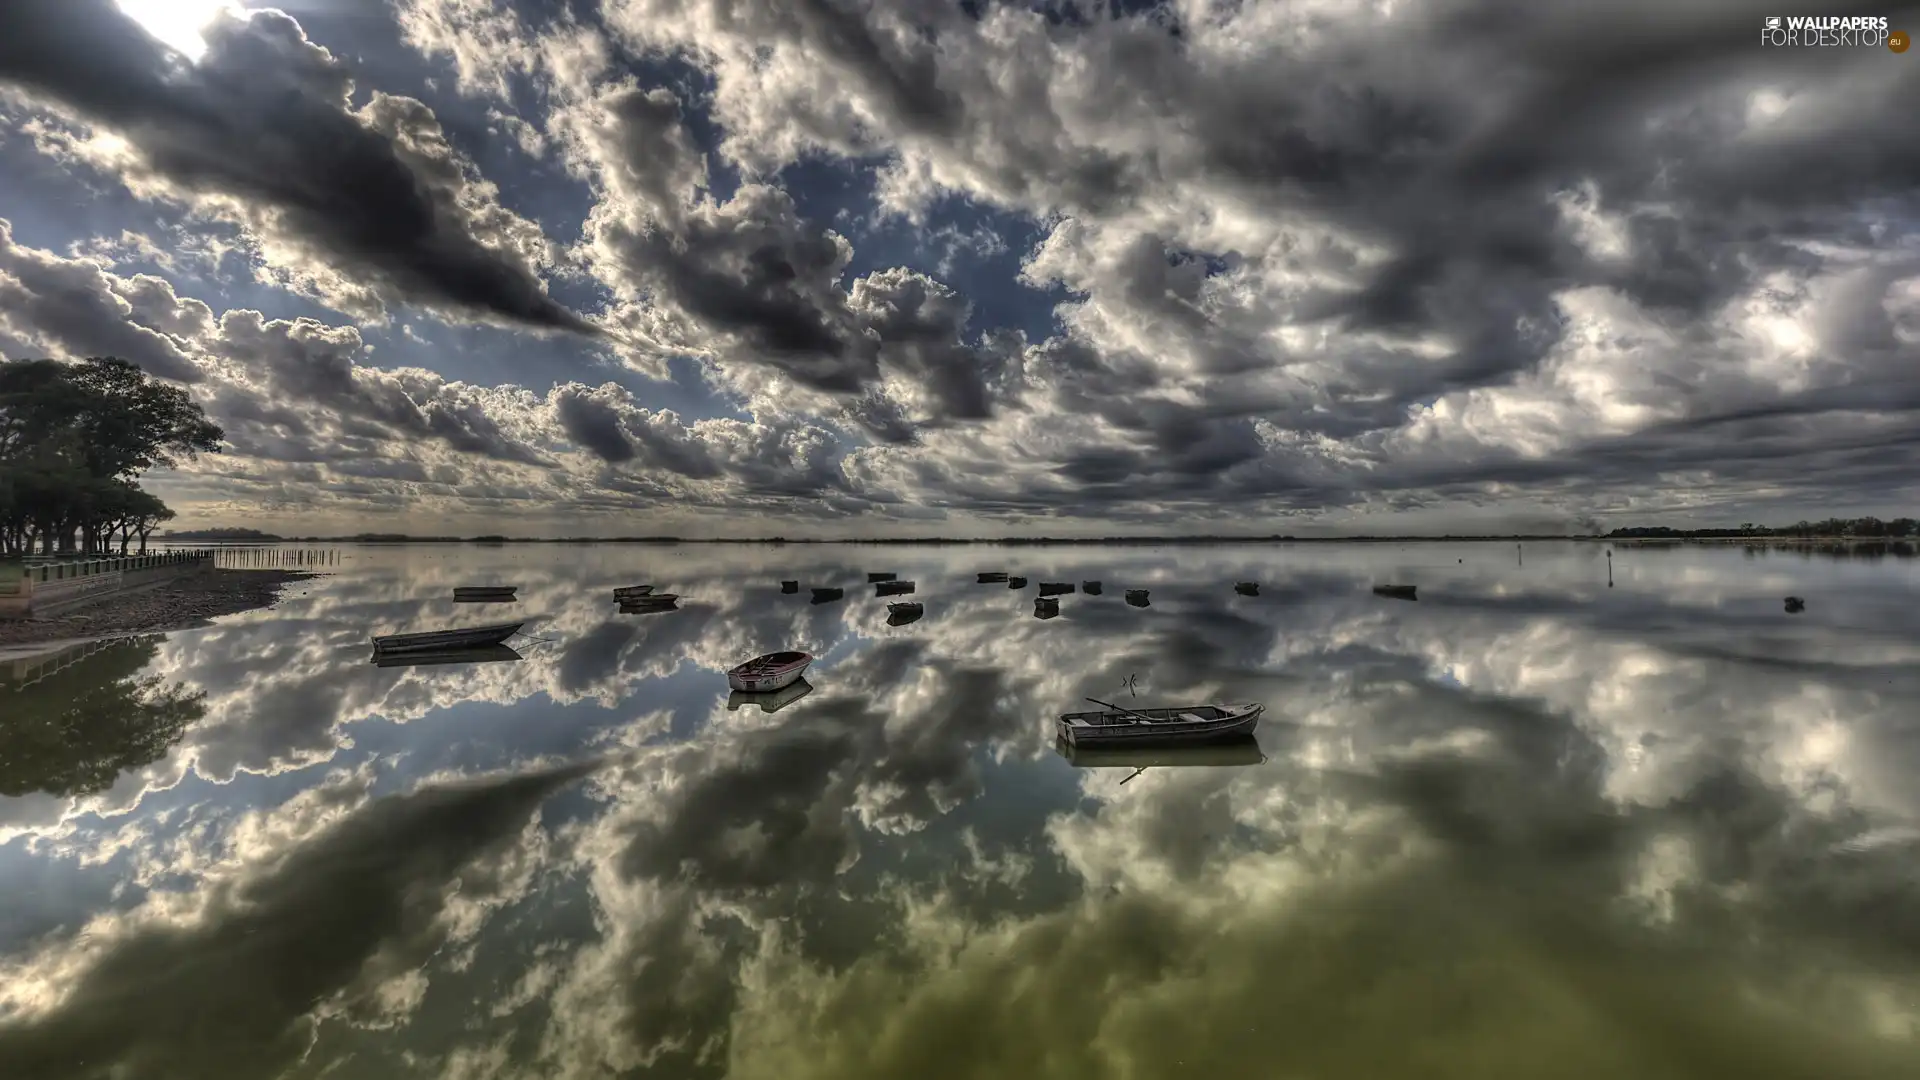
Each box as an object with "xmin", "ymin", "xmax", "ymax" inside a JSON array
[{"xmin": 1178, "ymin": 712, "xmax": 1207, "ymax": 723}]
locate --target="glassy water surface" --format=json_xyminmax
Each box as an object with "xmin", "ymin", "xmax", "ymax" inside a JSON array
[{"xmin": 4, "ymin": 542, "xmax": 1920, "ymax": 1079}]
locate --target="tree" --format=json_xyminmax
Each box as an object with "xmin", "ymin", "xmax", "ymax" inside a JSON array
[
  {"xmin": 0, "ymin": 636, "xmax": 204, "ymax": 797},
  {"xmin": 0, "ymin": 357, "xmax": 223, "ymax": 556}
]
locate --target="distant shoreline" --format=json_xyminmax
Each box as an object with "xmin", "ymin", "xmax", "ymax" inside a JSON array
[{"xmin": 154, "ymin": 534, "xmax": 1912, "ymax": 546}]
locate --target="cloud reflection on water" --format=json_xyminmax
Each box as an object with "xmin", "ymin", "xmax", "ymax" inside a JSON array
[{"xmin": 1, "ymin": 542, "xmax": 1918, "ymax": 1078}]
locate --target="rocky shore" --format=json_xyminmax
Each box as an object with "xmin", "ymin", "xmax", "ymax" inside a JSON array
[{"xmin": 0, "ymin": 568, "xmax": 317, "ymax": 649}]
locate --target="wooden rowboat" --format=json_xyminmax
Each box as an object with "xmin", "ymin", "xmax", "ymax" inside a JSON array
[
  {"xmin": 1007, "ymin": 576, "xmax": 1028, "ymax": 588},
  {"xmin": 1037, "ymin": 582, "xmax": 1075, "ymax": 596},
  {"xmin": 1373, "ymin": 584, "xmax": 1418, "ymax": 601},
  {"xmin": 618, "ymin": 594, "xmax": 679, "ymax": 614},
  {"xmin": 373, "ymin": 644, "xmax": 523, "ymax": 669},
  {"xmin": 781, "ymin": 580, "xmax": 799, "ymax": 593},
  {"xmin": 727, "ymin": 651, "xmax": 814, "ymax": 693},
  {"xmin": 1125, "ymin": 589, "xmax": 1150, "ymax": 607},
  {"xmin": 453, "ymin": 586, "xmax": 517, "ymax": 601},
  {"xmin": 612, "ymin": 584, "xmax": 655, "ymax": 600},
  {"xmin": 1034, "ymin": 596, "xmax": 1060, "ymax": 620},
  {"xmin": 371, "ymin": 622, "xmax": 523, "ymax": 656},
  {"xmin": 810, "ymin": 587, "xmax": 844, "ymax": 604},
  {"xmin": 977, "ymin": 572, "xmax": 1009, "ymax": 583},
  {"xmin": 1056, "ymin": 699, "xmax": 1262, "ymax": 747},
  {"xmin": 875, "ymin": 580, "xmax": 916, "ymax": 596},
  {"xmin": 1082, "ymin": 581, "xmax": 1103, "ymax": 594},
  {"xmin": 1234, "ymin": 582, "xmax": 1259, "ymax": 596},
  {"xmin": 867, "ymin": 572, "xmax": 897, "ymax": 583},
  {"xmin": 886, "ymin": 601, "xmax": 924, "ymax": 625}
]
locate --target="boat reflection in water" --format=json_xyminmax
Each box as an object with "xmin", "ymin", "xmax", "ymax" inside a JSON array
[
  {"xmin": 372, "ymin": 644, "xmax": 523, "ymax": 669},
  {"xmin": 1055, "ymin": 734, "xmax": 1266, "ymax": 783},
  {"xmin": 726, "ymin": 677, "xmax": 815, "ymax": 713}
]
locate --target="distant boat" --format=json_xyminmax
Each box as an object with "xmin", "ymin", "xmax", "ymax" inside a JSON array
[
  {"xmin": 1034, "ymin": 596, "xmax": 1060, "ymax": 619},
  {"xmin": 867, "ymin": 572, "xmax": 897, "ymax": 583},
  {"xmin": 453, "ymin": 586, "xmax": 517, "ymax": 602},
  {"xmin": 1082, "ymin": 581, "xmax": 1103, "ymax": 594},
  {"xmin": 1037, "ymin": 582, "xmax": 1075, "ymax": 596},
  {"xmin": 977, "ymin": 572, "xmax": 1009, "ymax": 583},
  {"xmin": 611, "ymin": 584, "xmax": 655, "ymax": 600},
  {"xmin": 887, "ymin": 601, "xmax": 924, "ymax": 624},
  {"xmin": 1057, "ymin": 699, "xmax": 1263, "ymax": 747},
  {"xmin": 727, "ymin": 678, "xmax": 814, "ymax": 713},
  {"xmin": 1373, "ymin": 584, "xmax": 1418, "ymax": 601},
  {"xmin": 1234, "ymin": 582, "xmax": 1259, "ymax": 596},
  {"xmin": 1008, "ymin": 576, "xmax": 1028, "ymax": 588},
  {"xmin": 875, "ymin": 580, "xmax": 916, "ymax": 596},
  {"xmin": 781, "ymin": 580, "xmax": 799, "ymax": 593},
  {"xmin": 619, "ymin": 594, "xmax": 680, "ymax": 613},
  {"xmin": 1785, "ymin": 596, "xmax": 1806, "ymax": 613},
  {"xmin": 1056, "ymin": 734, "xmax": 1265, "ymax": 769},
  {"xmin": 373, "ymin": 644, "xmax": 522, "ymax": 669},
  {"xmin": 1125, "ymin": 589, "xmax": 1150, "ymax": 607},
  {"xmin": 727, "ymin": 650, "xmax": 814, "ymax": 693},
  {"xmin": 810, "ymin": 587, "xmax": 845, "ymax": 604},
  {"xmin": 371, "ymin": 622, "xmax": 522, "ymax": 656}
]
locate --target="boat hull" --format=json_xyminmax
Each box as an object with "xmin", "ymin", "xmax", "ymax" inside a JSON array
[
  {"xmin": 371, "ymin": 622, "xmax": 523, "ymax": 655},
  {"xmin": 611, "ymin": 585, "xmax": 655, "ymax": 599},
  {"xmin": 1037, "ymin": 583, "xmax": 1074, "ymax": 596},
  {"xmin": 1082, "ymin": 581, "xmax": 1103, "ymax": 594},
  {"xmin": 453, "ymin": 587, "xmax": 517, "ymax": 602},
  {"xmin": 810, "ymin": 588, "xmax": 844, "ymax": 604},
  {"xmin": 867, "ymin": 572, "xmax": 897, "ymax": 583},
  {"xmin": 977, "ymin": 572, "xmax": 1008, "ymax": 583},
  {"xmin": 1056, "ymin": 703, "xmax": 1262, "ymax": 747},
  {"xmin": 875, "ymin": 581, "xmax": 916, "ymax": 596},
  {"xmin": 727, "ymin": 678, "xmax": 814, "ymax": 713},
  {"xmin": 373, "ymin": 644, "xmax": 522, "ymax": 668},
  {"xmin": 1056, "ymin": 734, "xmax": 1264, "ymax": 768}
]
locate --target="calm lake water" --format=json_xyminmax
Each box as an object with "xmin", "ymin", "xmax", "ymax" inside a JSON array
[{"xmin": 4, "ymin": 541, "xmax": 1920, "ymax": 1079}]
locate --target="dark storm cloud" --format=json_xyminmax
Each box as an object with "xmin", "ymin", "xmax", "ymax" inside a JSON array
[
  {"xmin": 0, "ymin": 221, "xmax": 201, "ymax": 382},
  {"xmin": 0, "ymin": 762, "xmax": 594, "ymax": 1080},
  {"xmin": 0, "ymin": 0, "xmax": 594, "ymax": 334}
]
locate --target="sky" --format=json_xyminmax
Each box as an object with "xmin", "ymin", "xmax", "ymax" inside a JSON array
[{"xmin": 0, "ymin": 0, "xmax": 1916, "ymax": 538}]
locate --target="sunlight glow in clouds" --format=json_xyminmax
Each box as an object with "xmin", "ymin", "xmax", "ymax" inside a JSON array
[{"xmin": 115, "ymin": 0, "xmax": 244, "ymax": 61}]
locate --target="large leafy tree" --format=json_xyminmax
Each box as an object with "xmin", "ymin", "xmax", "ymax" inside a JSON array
[{"xmin": 0, "ymin": 357, "xmax": 224, "ymax": 556}]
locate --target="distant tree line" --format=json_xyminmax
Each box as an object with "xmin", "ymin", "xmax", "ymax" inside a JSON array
[
  {"xmin": 1608, "ymin": 518, "xmax": 1920, "ymax": 539},
  {"xmin": 0, "ymin": 357, "xmax": 224, "ymax": 558},
  {"xmin": 162, "ymin": 527, "xmax": 282, "ymax": 541}
]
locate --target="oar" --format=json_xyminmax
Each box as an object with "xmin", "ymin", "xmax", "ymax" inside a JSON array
[{"xmin": 1085, "ymin": 696, "xmax": 1162, "ymax": 725}]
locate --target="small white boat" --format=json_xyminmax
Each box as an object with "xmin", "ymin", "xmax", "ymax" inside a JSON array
[
  {"xmin": 1056, "ymin": 699, "xmax": 1262, "ymax": 747},
  {"xmin": 727, "ymin": 650, "xmax": 814, "ymax": 693}
]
